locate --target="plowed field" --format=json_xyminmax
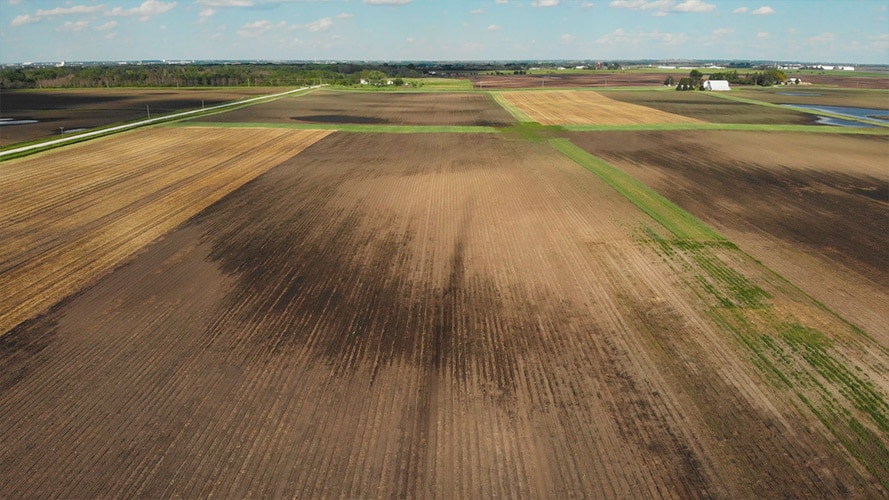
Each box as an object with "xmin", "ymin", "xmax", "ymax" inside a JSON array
[
  {"xmin": 500, "ymin": 90, "xmax": 702, "ymax": 125},
  {"xmin": 569, "ymin": 130, "xmax": 889, "ymax": 340},
  {"xmin": 0, "ymin": 127, "xmax": 331, "ymax": 336},
  {"xmin": 2, "ymin": 131, "xmax": 887, "ymax": 497},
  {"xmin": 198, "ymin": 90, "xmax": 515, "ymax": 126}
]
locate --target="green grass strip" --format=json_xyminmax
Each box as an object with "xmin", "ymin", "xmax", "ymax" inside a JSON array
[
  {"xmin": 550, "ymin": 137, "xmax": 725, "ymax": 241},
  {"xmin": 490, "ymin": 92, "xmax": 537, "ymax": 123},
  {"xmin": 171, "ymin": 121, "xmax": 499, "ymax": 134}
]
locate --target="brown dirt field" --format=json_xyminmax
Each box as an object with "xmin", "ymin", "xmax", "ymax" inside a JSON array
[
  {"xmin": 569, "ymin": 130, "xmax": 889, "ymax": 340},
  {"xmin": 472, "ymin": 72, "xmax": 683, "ymax": 89},
  {"xmin": 198, "ymin": 90, "xmax": 516, "ymax": 126},
  {"xmin": 2, "ymin": 132, "xmax": 886, "ymax": 497},
  {"xmin": 730, "ymin": 87, "xmax": 889, "ymax": 110},
  {"xmin": 602, "ymin": 89, "xmax": 819, "ymax": 124},
  {"xmin": 789, "ymin": 74, "xmax": 889, "ymax": 90},
  {"xmin": 0, "ymin": 127, "xmax": 331, "ymax": 336},
  {"xmin": 501, "ymin": 90, "xmax": 702, "ymax": 125},
  {"xmin": 0, "ymin": 87, "xmax": 292, "ymax": 147}
]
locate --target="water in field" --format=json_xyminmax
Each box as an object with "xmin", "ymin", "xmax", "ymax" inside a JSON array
[
  {"xmin": 783, "ymin": 104, "xmax": 888, "ymax": 128},
  {"xmin": 0, "ymin": 118, "xmax": 39, "ymax": 125}
]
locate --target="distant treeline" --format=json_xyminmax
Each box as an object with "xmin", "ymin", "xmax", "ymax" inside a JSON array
[{"xmin": 0, "ymin": 63, "xmax": 432, "ymax": 89}]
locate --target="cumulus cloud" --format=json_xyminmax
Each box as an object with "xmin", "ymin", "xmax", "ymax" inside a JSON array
[
  {"xmin": 597, "ymin": 27, "xmax": 687, "ymax": 46},
  {"xmin": 198, "ymin": 0, "xmax": 254, "ymax": 5},
  {"xmin": 8, "ymin": 0, "xmax": 22, "ymax": 4},
  {"xmin": 470, "ymin": 8, "xmax": 484, "ymax": 14},
  {"xmin": 305, "ymin": 17, "xmax": 333, "ymax": 32},
  {"xmin": 581, "ymin": 2, "xmax": 595, "ymax": 8},
  {"xmin": 58, "ymin": 20, "xmax": 90, "ymax": 31},
  {"xmin": 336, "ymin": 12, "xmax": 353, "ymax": 19},
  {"xmin": 363, "ymin": 0, "xmax": 412, "ymax": 5},
  {"xmin": 732, "ymin": 6, "xmax": 747, "ymax": 13},
  {"xmin": 560, "ymin": 33, "xmax": 575, "ymax": 43},
  {"xmin": 496, "ymin": 0, "xmax": 508, "ymax": 3},
  {"xmin": 809, "ymin": 32, "xmax": 834, "ymax": 44},
  {"xmin": 11, "ymin": 14, "xmax": 40, "ymax": 26},
  {"xmin": 533, "ymin": 0, "xmax": 560, "ymax": 6},
  {"xmin": 237, "ymin": 19, "xmax": 285, "ymax": 37},
  {"xmin": 752, "ymin": 6, "xmax": 774, "ymax": 15},
  {"xmin": 106, "ymin": 0, "xmax": 176, "ymax": 20},
  {"xmin": 487, "ymin": 24, "xmax": 500, "ymax": 31},
  {"xmin": 95, "ymin": 20, "xmax": 118, "ymax": 30},
  {"xmin": 712, "ymin": 27, "xmax": 733, "ymax": 36},
  {"xmin": 36, "ymin": 5, "xmax": 106, "ymax": 16},
  {"xmin": 199, "ymin": 7, "xmax": 216, "ymax": 21},
  {"xmin": 756, "ymin": 31, "xmax": 769, "ymax": 39},
  {"xmin": 673, "ymin": 0, "xmax": 714, "ymax": 13}
]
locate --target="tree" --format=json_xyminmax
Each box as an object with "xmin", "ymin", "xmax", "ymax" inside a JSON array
[{"xmin": 663, "ymin": 76, "xmax": 674, "ymax": 86}]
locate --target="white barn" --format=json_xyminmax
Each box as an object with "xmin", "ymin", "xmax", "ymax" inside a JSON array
[{"xmin": 703, "ymin": 80, "xmax": 731, "ymax": 91}]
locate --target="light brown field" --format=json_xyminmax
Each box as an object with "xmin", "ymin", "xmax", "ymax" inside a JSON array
[
  {"xmin": 0, "ymin": 127, "xmax": 331, "ymax": 336},
  {"xmin": 500, "ymin": 90, "xmax": 704, "ymax": 125}
]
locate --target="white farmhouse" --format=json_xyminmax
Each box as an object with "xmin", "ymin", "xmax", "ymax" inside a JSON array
[{"xmin": 703, "ymin": 80, "xmax": 731, "ymax": 91}]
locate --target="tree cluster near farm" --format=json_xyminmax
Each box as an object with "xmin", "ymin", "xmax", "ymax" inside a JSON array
[{"xmin": 1, "ymin": 72, "xmax": 888, "ymax": 497}]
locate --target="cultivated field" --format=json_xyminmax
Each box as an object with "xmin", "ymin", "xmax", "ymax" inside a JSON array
[
  {"xmin": 499, "ymin": 90, "xmax": 703, "ymax": 125},
  {"xmin": 2, "ymin": 87, "xmax": 889, "ymax": 497},
  {"xmin": 569, "ymin": 130, "xmax": 889, "ymax": 339},
  {"xmin": 197, "ymin": 90, "xmax": 515, "ymax": 127},
  {"xmin": 602, "ymin": 89, "xmax": 820, "ymax": 124},
  {"xmin": 472, "ymin": 72, "xmax": 683, "ymax": 89},
  {"xmin": 729, "ymin": 86, "xmax": 889, "ymax": 109},
  {"xmin": 0, "ymin": 87, "xmax": 291, "ymax": 147},
  {"xmin": 0, "ymin": 127, "xmax": 331, "ymax": 336}
]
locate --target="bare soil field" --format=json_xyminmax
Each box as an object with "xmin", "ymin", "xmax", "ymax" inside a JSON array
[
  {"xmin": 500, "ymin": 90, "xmax": 702, "ymax": 125},
  {"xmin": 0, "ymin": 126, "xmax": 331, "ymax": 336},
  {"xmin": 602, "ymin": 89, "xmax": 820, "ymax": 124},
  {"xmin": 0, "ymin": 87, "xmax": 292, "ymax": 147},
  {"xmin": 569, "ymin": 130, "xmax": 889, "ymax": 339},
  {"xmin": 789, "ymin": 74, "xmax": 889, "ymax": 90},
  {"xmin": 198, "ymin": 90, "xmax": 515, "ymax": 126},
  {"xmin": 730, "ymin": 87, "xmax": 889, "ymax": 110},
  {"xmin": 2, "ymin": 131, "xmax": 887, "ymax": 497}
]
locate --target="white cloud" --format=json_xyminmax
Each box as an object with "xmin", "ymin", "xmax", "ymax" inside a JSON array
[
  {"xmin": 581, "ymin": 2, "xmax": 595, "ymax": 8},
  {"xmin": 336, "ymin": 12, "xmax": 353, "ymax": 19},
  {"xmin": 305, "ymin": 17, "xmax": 333, "ymax": 32},
  {"xmin": 597, "ymin": 27, "xmax": 687, "ymax": 46},
  {"xmin": 673, "ymin": 0, "xmax": 714, "ymax": 13},
  {"xmin": 712, "ymin": 27, "xmax": 733, "ymax": 36},
  {"xmin": 870, "ymin": 33, "xmax": 889, "ymax": 51},
  {"xmin": 752, "ymin": 6, "xmax": 774, "ymax": 15},
  {"xmin": 496, "ymin": 0, "xmax": 508, "ymax": 3},
  {"xmin": 95, "ymin": 20, "xmax": 118, "ymax": 30},
  {"xmin": 199, "ymin": 7, "xmax": 215, "ymax": 22},
  {"xmin": 732, "ymin": 6, "xmax": 747, "ymax": 13},
  {"xmin": 36, "ymin": 5, "xmax": 105, "ymax": 16},
  {"xmin": 363, "ymin": 0, "xmax": 411, "ymax": 4},
  {"xmin": 487, "ymin": 24, "xmax": 500, "ymax": 31},
  {"xmin": 609, "ymin": 0, "xmax": 672, "ymax": 10},
  {"xmin": 533, "ymin": 0, "xmax": 560, "ymax": 6},
  {"xmin": 58, "ymin": 20, "xmax": 89, "ymax": 31},
  {"xmin": 560, "ymin": 33, "xmax": 575, "ymax": 43},
  {"xmin": 756, "ymin": 31, "xmax": 769, "ymax": 39},
  {"xmin": 106, "ymin": 0, "xmax": 176, "ymax": 19},
  {"xmin": 470, "ymin": 8, "xmax": 484, "ymax": 14},
  {"xmin": 11, "ymin": 14, "xmax": 39, "ymax": 26},
  {"xmin": 197, "ymin": 0, "xmax": 253, "ymax": 6},
  {"xmin": 237, "ymin": 19, "xmax": 285, "ymax": 37},
  {"xmin": 405, "ymin": 36, "xmax": 415, "ymax": 42}
]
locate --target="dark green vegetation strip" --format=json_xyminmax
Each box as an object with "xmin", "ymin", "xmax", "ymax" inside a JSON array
[
  {"xmin": 173, "ymin": 121, "xmax": 499, "ymax": 134},
  {"xmin": 549, "ymin": 138, "xmax": 725, "ymax": 241}
]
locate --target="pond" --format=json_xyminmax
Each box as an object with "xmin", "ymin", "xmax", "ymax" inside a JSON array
[{"xmin": 782, "ymin": 104, "xmax": 889, "ymax": 128}]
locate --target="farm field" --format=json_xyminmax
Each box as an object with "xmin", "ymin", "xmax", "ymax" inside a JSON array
[
  {"xmin": 499, "ymin": 90, "xmax": 702, "ymax": 125},
  {"xmin": 0, "ymin": 127, "xmax": 331, "ymax": 336},
  {"xmin": 472, "ymin": 72, "xmax": 684, "ymax": 89},
  {"xmin": 197, "ymin": 90, "xmax": 515, "ymax": 127},
  {"xmin": 2, "ymin": 87, "xmax": 889, "ymax": 497},
  {"xmin": 0, "ymin": 87, "xmax": 292, "ymax": 147},
  {"xmin": 568, "ymin": 130, "xmax": 889, "ymax": 340},
  {"xmin": 602, "ymin": 89, "xmax": 820, "ymax": 124},
  {"xmin": 728, "ymin": 86, "xmax": 889, "ymax": 110}
]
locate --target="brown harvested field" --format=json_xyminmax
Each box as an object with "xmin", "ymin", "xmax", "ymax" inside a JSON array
[
  {"xmin": 0, "ymin": 87, "xmax": 292, "ymax": 147},
  {"xmin": 472, "ymin": 72, "xmax": 683, "ymax": 89},
  {"xmin": 197, "ymin": 90, "xmax": 516, "ymax": 126},
  {"xmin": 0, "ymin": 126, "xmax": 331, "ymax": 336},
  {"xmin": 569, "ymin": 130, "xmax": 889, "ymax": 339},
  {"xmin": 602, "ymin": 89, "xmax": 820, "ymax": 124},
  {"xmin": 789, "ymin": 73, "xmax": 889, "ymax": 90},
  {"xmin": 2, "ymin": 131, "xmax": 888, "ymax": 497},
  {"xmin": 730, "ymin": 87, "xmax": 889, "ymax": 110},
  {"xmin": 500, "ymin": 90, "xmax": 702, "ymax": 125}
]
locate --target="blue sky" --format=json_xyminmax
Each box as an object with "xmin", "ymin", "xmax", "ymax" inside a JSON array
[{"xmin": 2, "ymin": 0, "xmax": 887, "ymax": 64}]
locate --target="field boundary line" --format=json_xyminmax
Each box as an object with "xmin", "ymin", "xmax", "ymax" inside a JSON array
[
  {"xmin": 0, "ymin": 85, "xmax": 326, "ymax": 160},
  {"xmin": 490, "ymin": 92, "xmax": 537, "ymax": 123},
  {"xmin": 549, "ymin": 137, "xmax": 725, "ymax": 241},
  {"xmin": 559, "ymin": 122, "xmax": 889, "ymax": 134}
]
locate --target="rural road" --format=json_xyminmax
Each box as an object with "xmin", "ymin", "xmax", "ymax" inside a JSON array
[{"xmin": 0, "ymin": 84, "xmax": 324, "ymax": 159}]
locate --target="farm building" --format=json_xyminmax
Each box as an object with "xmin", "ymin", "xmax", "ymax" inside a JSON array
[{"xmin": 703, "ymin": 80, "xmax": 731, "ymax": 91}]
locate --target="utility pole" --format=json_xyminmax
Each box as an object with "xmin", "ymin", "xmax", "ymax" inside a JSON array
[{"xmin": 147, "ymin": 105, "xmax": 150, "ymax": 118}]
